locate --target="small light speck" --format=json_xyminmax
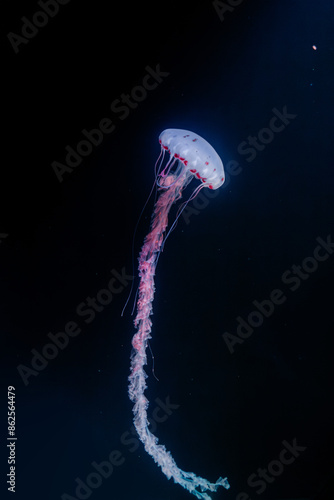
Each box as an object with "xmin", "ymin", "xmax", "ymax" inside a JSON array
[{"xmin": 312, "ymin": 45, "xmax": 317, "ymax": 50}]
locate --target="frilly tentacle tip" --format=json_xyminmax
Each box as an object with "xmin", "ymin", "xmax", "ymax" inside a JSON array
[{"xmin": 217, "ymin": 476, "xmax": 230, "ymax": 489}]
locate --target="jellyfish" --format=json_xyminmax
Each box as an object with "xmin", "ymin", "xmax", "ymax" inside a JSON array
[{"xmin": 128, "ymin": 129, "xmax": 230, "ymax": 500}]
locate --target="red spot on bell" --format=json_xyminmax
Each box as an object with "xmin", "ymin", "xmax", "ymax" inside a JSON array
[{"xmin": 190, "ymin": 169, "xmax": 197, "ymax": 173}]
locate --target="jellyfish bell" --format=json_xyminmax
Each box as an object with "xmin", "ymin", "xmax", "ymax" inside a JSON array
[
  {"xmin": 159, "ymin": 128, "xmax": 225, "ymax": 190},
  {"xmin": 153, "ymin": 129, "xmax": 225, "ymax": 252}
]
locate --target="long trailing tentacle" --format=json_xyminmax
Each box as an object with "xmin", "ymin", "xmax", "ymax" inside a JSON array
[{"xmin": 128, "ymin": 169, "xmax": 229, "ymax": 499}]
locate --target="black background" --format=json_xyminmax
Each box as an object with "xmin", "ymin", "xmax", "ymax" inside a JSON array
[{"xmin": 1, "ymin": 1, "xmax": 334, "ymax": 500}]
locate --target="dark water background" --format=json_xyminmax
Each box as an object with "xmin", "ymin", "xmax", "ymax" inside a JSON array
[{"xmin": 1, "ymin": 1, "xmax": 334, "ymax": 499}]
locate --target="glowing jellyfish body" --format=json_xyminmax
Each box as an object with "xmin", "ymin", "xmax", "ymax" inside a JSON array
[
  {"xmin": 159, "ymin": 128, "xmax": 225, "ymax": 189},
  {"xmin": 128, "ymin": 129, "xmax": 229, "ymax": 500}
]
